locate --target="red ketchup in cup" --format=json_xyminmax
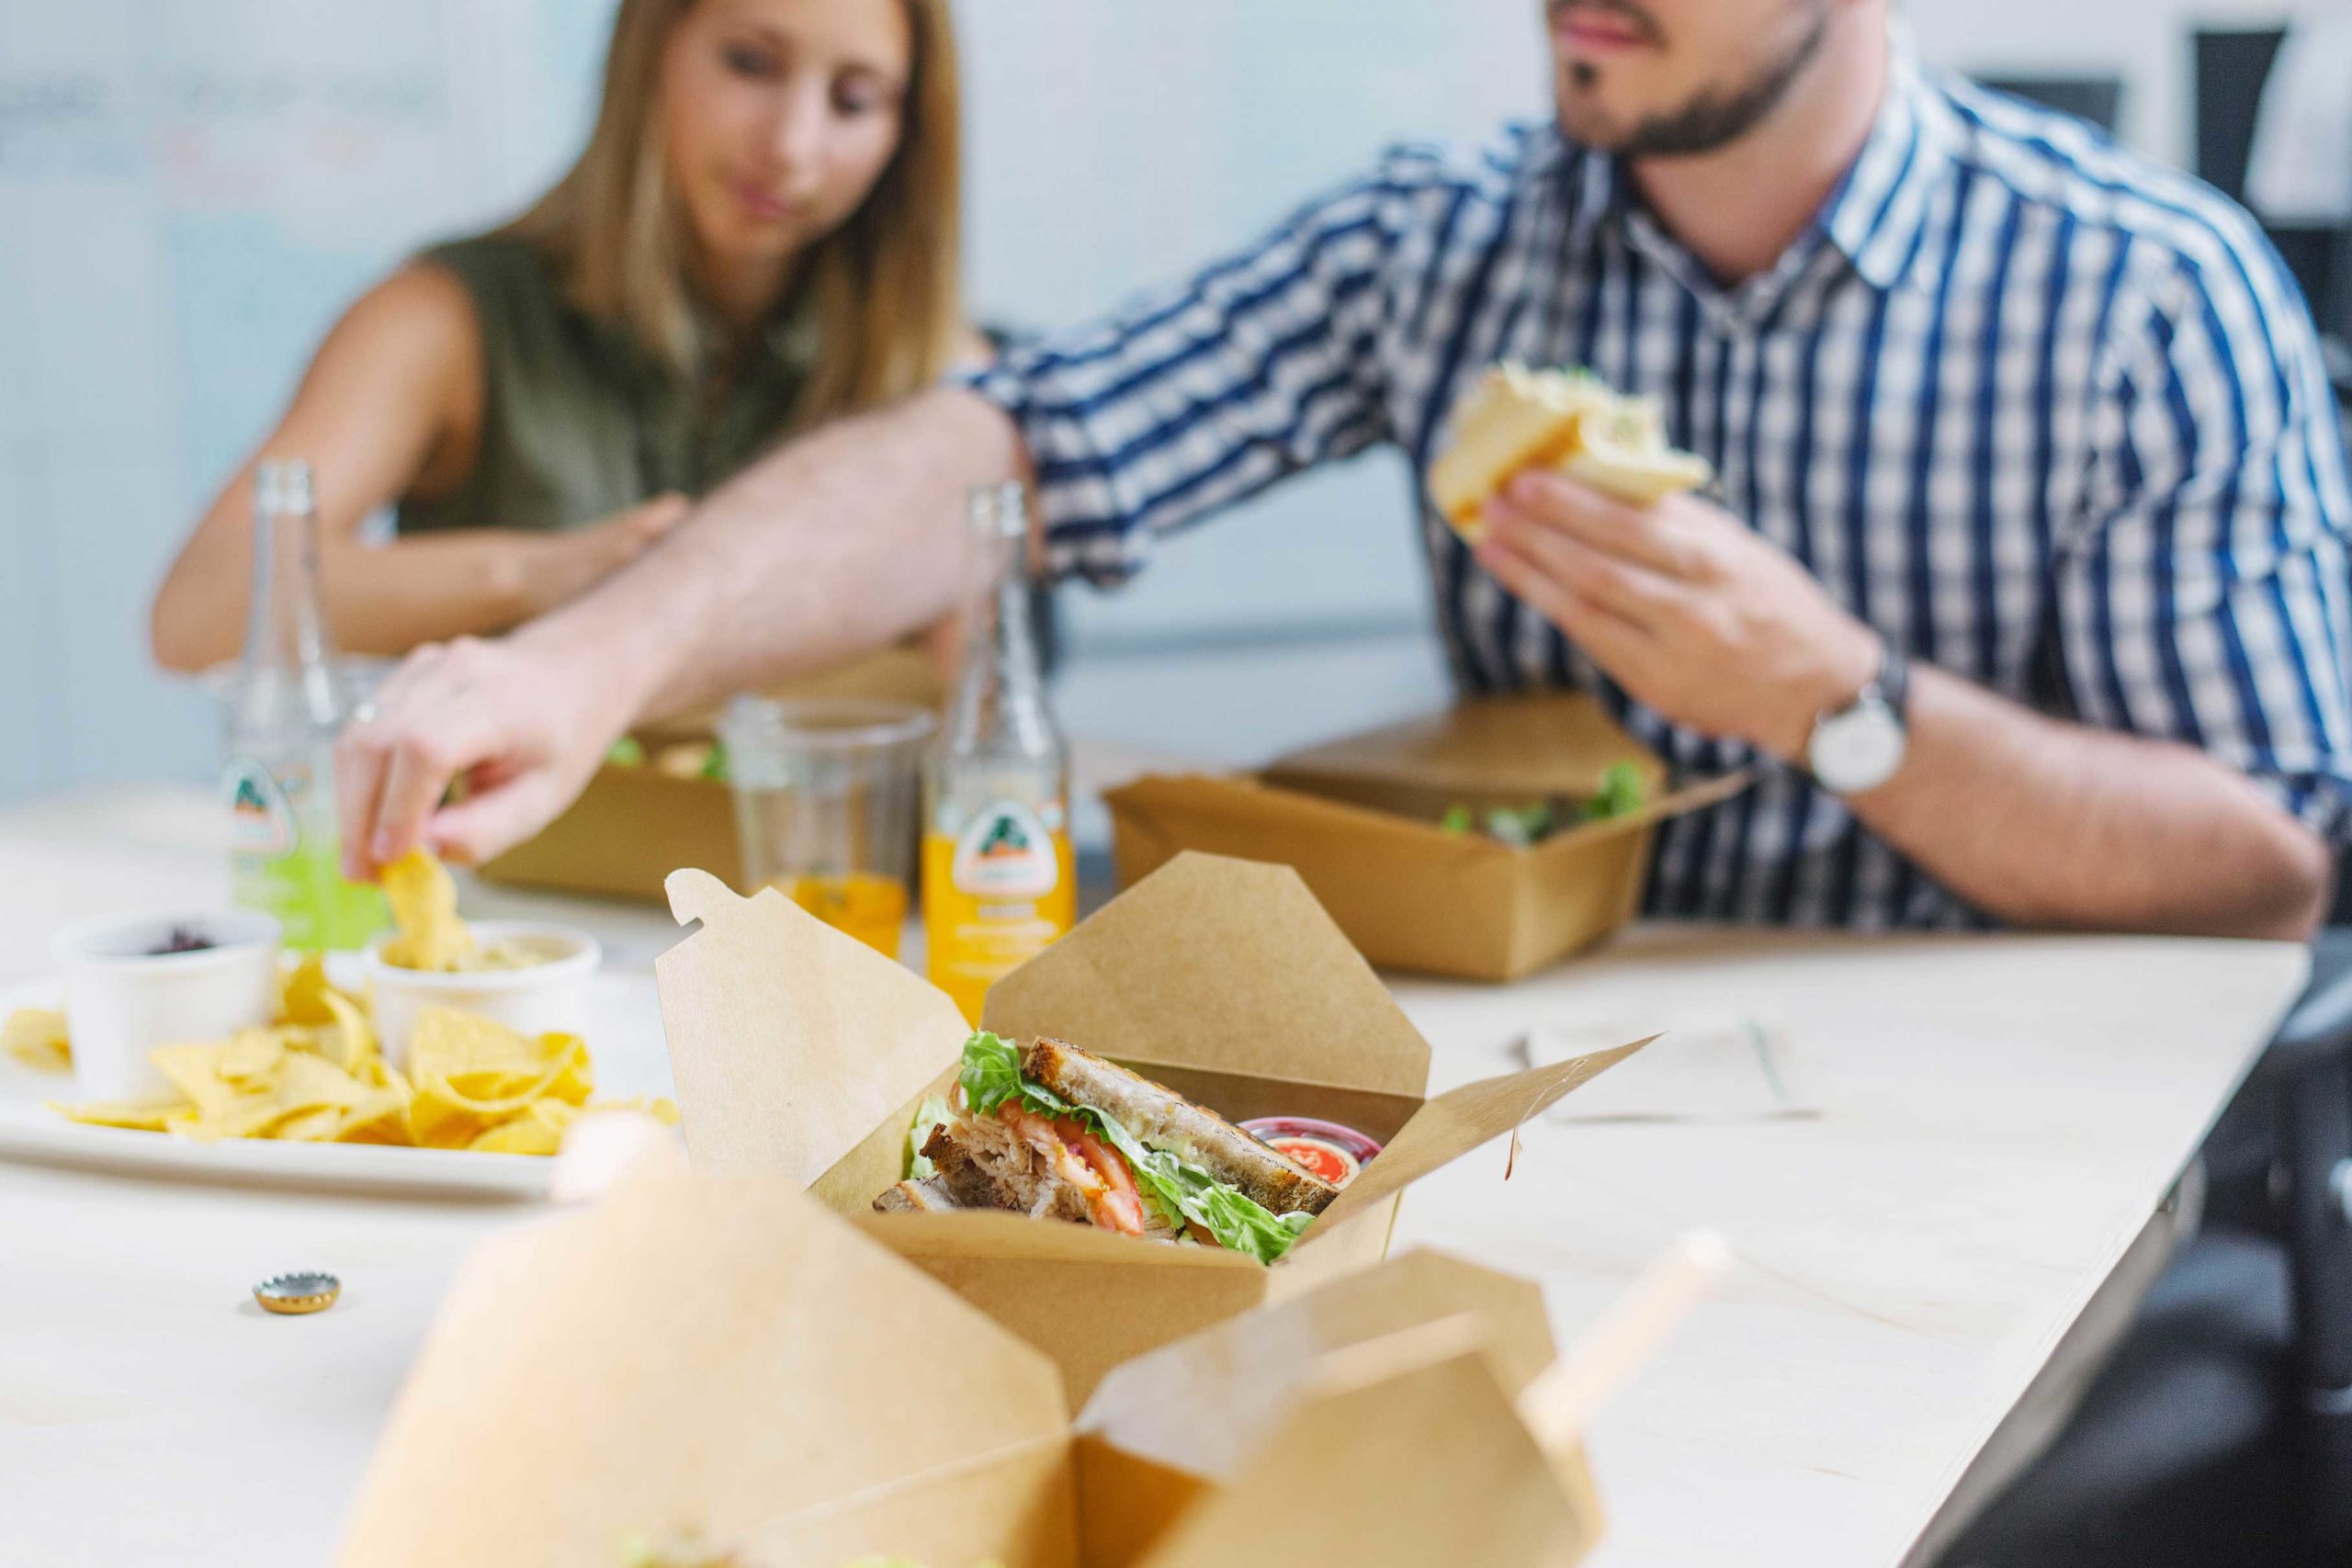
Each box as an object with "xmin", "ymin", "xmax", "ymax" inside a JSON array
[{"xmin": 1240, "ymin": 1116, "xmax": 1384, "ymax": 1190}]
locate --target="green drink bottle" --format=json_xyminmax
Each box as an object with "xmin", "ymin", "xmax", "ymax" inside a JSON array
[{"xmin": 220, "ymin": 459, "xmax": 387, "ymax": 950}]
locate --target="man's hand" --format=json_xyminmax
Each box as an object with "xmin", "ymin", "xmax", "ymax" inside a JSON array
[
  {"xmin": 336, "ymin": 631, "xmax": 640, "ymax": 878},
  {"xmin": 1476, "ymin": 471, "xmax": 1881, "ymax": 761}
]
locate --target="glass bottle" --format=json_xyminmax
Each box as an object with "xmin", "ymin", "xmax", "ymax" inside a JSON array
[
  {"xmin": 922, "ymin": 482, "xmax": 1075, "ymax": 1021},
  {"xmin": 221, "ymin": 460, "xmax": 385, "ymax": 949}
]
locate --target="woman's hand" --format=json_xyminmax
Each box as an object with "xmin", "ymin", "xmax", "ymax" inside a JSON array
[
  {"xmin": 514, "ymin": 493, "xmax": 692, "ymax": 618},
  {"xmin": 336, "ymin": 625, "xmax": 647, "ymax": 874}
]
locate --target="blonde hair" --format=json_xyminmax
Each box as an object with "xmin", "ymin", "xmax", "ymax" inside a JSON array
[{"xmin": 503, "ymin": 0, "xmax": 964, "ymax": 427}]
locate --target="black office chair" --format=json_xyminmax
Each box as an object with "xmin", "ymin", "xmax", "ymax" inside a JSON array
[
  {"xmin": 1975, "ymin": 74, "xmax": 2124, "ymax": 136},
  {"xmin": 2194, "ymin": 29, "xmax": 2348, "ymax": 353}
]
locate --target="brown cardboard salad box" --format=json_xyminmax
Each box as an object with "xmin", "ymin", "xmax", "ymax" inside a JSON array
[
  {"xmin": 1105, "ymin": 693, "xmax": 1749, "ymax": 983},
  {"xmin": 478, "ymin": 646, "xmax": 944, "ymax": 902},
  {"xmin": 656, "ymin": 851, "xmax": 1645, "ymax": 1404},
  {"xmin": 338, "ymin": 1148, "xmax": 1614, "ymax": 1568}
]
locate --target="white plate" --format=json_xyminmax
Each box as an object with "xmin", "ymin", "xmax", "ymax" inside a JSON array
[{"xmin": 0, "ymin": 964, "xmax": 673, "ymax": 1201}]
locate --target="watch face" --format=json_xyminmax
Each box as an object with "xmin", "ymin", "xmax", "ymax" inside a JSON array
[{"xmin": 1808, "ymin": 698, "xmax": 1905, "ymax": 795}]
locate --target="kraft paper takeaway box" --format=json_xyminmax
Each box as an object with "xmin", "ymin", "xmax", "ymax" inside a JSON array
[
  {"xmin": 338, "ymin": 1152, "xmax": 1613, "ymax": 1568},
  {"xmin": 1106, "ymin": 693, "xmax": 1749, "ymax": 982},
  {"xmin": 657, "ymin": 852, "xmax": 1645, "ymax": 1402},
  {"xmin": 481, "ymin": 646, "xmax": 944, "ymax": 902}
]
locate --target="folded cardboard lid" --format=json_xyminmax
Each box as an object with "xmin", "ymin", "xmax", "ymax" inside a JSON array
[
  {"xmin": 984, "ymin": 852, "xmax": 1432, "ymax": 1097},
  {"xmin": 661, "ymin": 852, "xmax": 1433, "ymax": 1190},
  {"xmin": 660, "ymin": 868, "xmax": 969, "ymax": 1182},
  {"xmin": 1074, "ymin": 1248, "xmax": 1600, "ymax": 1568},
  {"xmin": 1266, "ymin": 693, "xmax": 1667, "ymax": 799},
  {"xmin": 1126, "ymin": 1321, "xmax": 1599, "ymax": 1568},
  {"xmin": 337, "ymin": 1149, "xmax": 1069, "ymax": 1567},
  {"xmin": 1076, "ymin": 1248, "xmax": 1557, "ymax": 1472},
  {"xmin": 1302, "ymin": 1037, "xmax": 1652, "ymax": 1240}
]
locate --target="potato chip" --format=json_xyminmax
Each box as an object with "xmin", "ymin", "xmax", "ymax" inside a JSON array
[
  {"xmin": 150, "ymin": 1038, "xmax": 382, "ymax": 1142},
  {"xmin": 407, "ymin": 1011, "xmax": 594, "ymax": 1149},
  {"xmin": 217, "ymin": 1028, "xmax": 288, "ymax": 1084},
  {"xmin": 3, "ymin": 1008, "xmax": 71, "ymax": 1072},
  {"xmin": 51, "ymin": 1098, "xmax": 175, "ymax": 1132},
  {"xmin": 336, "ymin": 1083, "xmax": 416, "ymax": 1143},
  {"xmin": 378, "ymin": 848, "xmax": 476, "ymax": 973},
  {"xmin": 465, "ymin": 1097, "xmax": 682, "ymax": 1156},
  {"xmin": 316, "ymin": 987, "xmax": 377, "ymax": 1075},
  {"xmin": 273, "ymin": 1104, "xmax": 350, "ymax": 1143},
  {"xmin": 278, "ymin": 952, "xmax": 339, "ymax": 1026},
  {"xmin": 466, "ymin": 1099, "xmax": 580, "ymax": 1156}
]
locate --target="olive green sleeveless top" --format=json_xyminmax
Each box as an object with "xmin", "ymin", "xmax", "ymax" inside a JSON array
[{"xmin": 396, "ymin": 235, "xmax": 818, "ymax": 536}]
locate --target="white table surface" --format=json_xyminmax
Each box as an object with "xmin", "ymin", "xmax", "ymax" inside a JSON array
[{"xmin": 0, "ymin": 784, "xmax": 2311, "ymax": 1567}]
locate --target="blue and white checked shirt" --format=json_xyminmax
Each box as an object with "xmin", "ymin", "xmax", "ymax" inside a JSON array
[{"xmin": 967, "ymin": 52, "xmax": 2352, "ymax": 928}]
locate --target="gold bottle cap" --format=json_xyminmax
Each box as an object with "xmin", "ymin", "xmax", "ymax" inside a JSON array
[{"xmin": 254, "ymin": 1271, "xmax": 341, "ymax": 1315}]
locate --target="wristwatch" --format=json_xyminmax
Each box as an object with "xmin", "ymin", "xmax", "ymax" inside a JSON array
[{"xmin": 1804, "ymin": 642, "xmax": 1909, "ymax": 795}]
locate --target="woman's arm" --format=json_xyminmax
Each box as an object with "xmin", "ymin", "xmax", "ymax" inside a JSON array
[{"xmin": 149, "ymin": 265, "xmax": 684, "ymax": 671}]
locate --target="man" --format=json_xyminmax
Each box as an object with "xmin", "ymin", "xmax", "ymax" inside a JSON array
[{"xmin": 339, "ymin": 0, "xmax": 2352, "ymax": 940}]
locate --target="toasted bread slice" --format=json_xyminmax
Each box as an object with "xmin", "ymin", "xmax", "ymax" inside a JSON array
[
  {"xmin": 1020, "ymin": 1037, "xmax": 1339, "ymax": 1217},
  {"xmin": 874, "ymin": 1177, "xmax": 960, "ymax": 1213},
  {"xmin": 1426, "ymin": 365, "xmax": 1595, "ymax": 540},
  {"xmin": 1429, "ymin": 362, "xmax": 1711, "ymax": 538}
]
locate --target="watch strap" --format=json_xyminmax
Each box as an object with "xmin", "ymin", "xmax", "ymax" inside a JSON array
[{"xmin": 1874, "ymin": 644, "xmax": 1909, "ymax": 719}]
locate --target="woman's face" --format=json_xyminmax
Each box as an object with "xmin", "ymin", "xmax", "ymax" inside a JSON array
[{"xmin": 659, "ymin": 0, "xmax": 912, "ymax": 292}]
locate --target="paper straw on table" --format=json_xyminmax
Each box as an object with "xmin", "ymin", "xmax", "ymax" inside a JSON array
[{"xmin": 1519, "ymin": 1229, "xmax": 1736, "ymax": 1453}]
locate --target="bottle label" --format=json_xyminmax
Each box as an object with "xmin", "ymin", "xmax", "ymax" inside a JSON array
[
  {"xmin": 950, "ymin": 799, "xmax": 1062, "ymax": 899},
  {"xmin": 224, "ymin": 756, "xmax": 301, "ymax": 859}
]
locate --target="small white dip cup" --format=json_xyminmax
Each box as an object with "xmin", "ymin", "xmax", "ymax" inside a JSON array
[
  {"xmin": 52, "ymin": 909, "xmax": 283, "ymax": 1103},
  {"xmin": 364, "ymin": 921, "xmax": 601, "ymax": 1071}
]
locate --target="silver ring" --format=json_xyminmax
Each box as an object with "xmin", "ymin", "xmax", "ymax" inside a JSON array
[{"xmin": 349, "ymin": 702, "xmax": 379, "ymax": 728}]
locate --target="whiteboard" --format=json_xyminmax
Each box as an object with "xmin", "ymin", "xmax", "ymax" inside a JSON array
[{"xmin": 0, "ymin": 0, "xmax": 615, "ymax": 803}]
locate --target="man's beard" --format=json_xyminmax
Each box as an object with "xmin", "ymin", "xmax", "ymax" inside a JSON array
[{"xmin": 1564, "ymin": 1, "xmax": 1835, "ymax": 158}]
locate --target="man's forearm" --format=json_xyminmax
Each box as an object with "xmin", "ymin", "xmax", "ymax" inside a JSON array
[
  {"xmin": 513, "ymin": 386, "xmax": 1023, "ymax": 726},
  {"xmin": 1845, "ymin": 666, "xmax": 2334, "ymax": 939}
]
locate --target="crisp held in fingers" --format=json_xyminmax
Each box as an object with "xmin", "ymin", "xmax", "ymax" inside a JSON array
[{"xmin": 1428, "ymin": 362, "xmax": 1713, "ymax": 541}]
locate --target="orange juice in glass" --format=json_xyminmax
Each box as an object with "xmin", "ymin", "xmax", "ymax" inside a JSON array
[
  {"xmin": 774, "ymin": 870, "xmax": 910, "ymax": 955},
  {"xmin": 719, "ymin": 696, "xmax": 934, "ymax": 960}
]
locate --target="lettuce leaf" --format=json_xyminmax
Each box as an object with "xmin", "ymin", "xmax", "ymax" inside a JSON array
[
  {"xmin": 1584, "ymin": 760, "xmax": 1645, "ymax": 821},
  {"xmin": 957, "ymin": 1032, "xmax": 1315, "ymax": 1265}
]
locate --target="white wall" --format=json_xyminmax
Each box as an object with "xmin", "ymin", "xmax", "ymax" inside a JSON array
[{"xmin": 0, "ymin": 0, "xmax": 2301, "ymax": 804}]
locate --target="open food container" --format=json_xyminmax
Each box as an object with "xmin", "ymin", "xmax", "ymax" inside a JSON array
[
  {"xmin": 478, "ymin": 647, "xmax": 944, "ymax": 902},
  {"xmin": 1106, "ymin": 693, "xmax": 1749, "ymax": 981},
  {"xmin": 655, "ymin": 851, "xmax": 1645, "ymax": 1402},
  {"xmin": 338, "ymin": 1150, "xmax": 1637, "ymax": 1567}
]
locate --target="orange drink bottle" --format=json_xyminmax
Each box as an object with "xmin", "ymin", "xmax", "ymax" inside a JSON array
[{"xmin": 924, "ymin": 482, "xmax": 1075, "ymax": 1022}]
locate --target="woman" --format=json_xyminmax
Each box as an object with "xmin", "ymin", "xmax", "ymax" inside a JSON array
[{"xmin": 153, "ymin": 0, "xmax": 968, "ymax": 671}]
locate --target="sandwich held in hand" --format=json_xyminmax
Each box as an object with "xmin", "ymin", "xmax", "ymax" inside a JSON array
[
  {"xmin": 875, "ymin": 1032, "xmax": 1343, "ymax": 1264},
  {"xmin": 1429, "ymin": 363, "xmax": 1712, "ymax": 542}
]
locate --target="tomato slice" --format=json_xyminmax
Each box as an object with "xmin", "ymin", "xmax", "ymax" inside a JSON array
[
  {"xmin": 998, "ymin": 1103, "xmax": 1147, "ymax": 1236},
  {"xmin": 1061, "ymin": 1123, "xmax": 1147, "ymax": 1235}
]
